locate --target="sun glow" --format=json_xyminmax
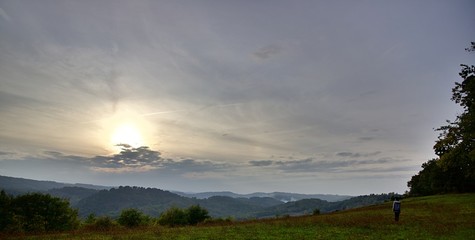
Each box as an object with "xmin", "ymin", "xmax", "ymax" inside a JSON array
[
  {"xmin": 110, "ymin": 123, "xmax": 144, "ymax": 149},
  {"xmin": 94, "ymin": 106, "xmax": 157, "ymax": 154}
]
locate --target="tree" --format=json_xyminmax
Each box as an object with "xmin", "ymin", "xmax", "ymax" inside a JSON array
[
  {"xmin": 87, "ymin": 216, "xmax": 117, "ymax": 231},
  {"xmin": 158, "ymin": 207, "xmax": 188, "ymax": 227},
  {"xmin": 407, "ymin": 159, "xmax": 444, "ymax": 195},
  {"xmin": 0, "ymin": 190, "xmax": 13, "ymax": 231},
  {"xmin": 186, "ymin": 205, "xmax": 210, "ymax": 225},
  {"xmin": 9, "ymin": 193, "xmax": 79, "ymax": 232},
  {"xmin": 312, "ymin": 208, "xmax": 321, "ymax": 215},
  {"xmin": 158, "ymin": 205, "xmax": 211, "ymax": 226},
  {"xmin": 408, "ymin": 42, "xmax": 475, "ymax": 195},
  {"xmin": 117, "ymin": 208, "xmax": 147, "ymax": 228}
]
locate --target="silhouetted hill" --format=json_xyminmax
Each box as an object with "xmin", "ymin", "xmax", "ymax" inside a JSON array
[
  {"xmin": 174, "ymin": 191, "xmax": 351, "ymax": 202},
  {"xmin": 253, "ymin": 194, "xmax": 393, "ymax": 218},
  {"xmin": 74, "ymin": 187, "xmax": 285, "ymax": 219},
  {"xmin": 75, "ymin": 186, "xmax": 195, "ymax": 217},
  {"xmin": 199, "ymin": 196, "xmax": 283, "ymax": 219},
  {"xmin": 254, "ymin": 198, "xmax": 329, "ymax": 218},
  {"xmin": 1, "ymin": 175, "xmax": 392, "ymax": 220},
  {"xmin": 0, "ymin": 175, "xmax": 109, "ymax": 195},
  {"xmin": 47, "ymin": 187, "xmax": 99, "ymax": 205}
]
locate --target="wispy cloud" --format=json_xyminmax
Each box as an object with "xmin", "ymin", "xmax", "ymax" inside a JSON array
[
  {"xmin": 0, "ymin": 151, "xmax": 13, "ymax": 156},
  {"xmin": 253, "ymin": 44, "xmax": 282, "ymax": 60},
  {"xmin": 0, "ymin": 7, "xmax": 11, "ymax": 22},
  {"xmin": 249, "ymin": 160, "xmax": 274, "ymax": 167},
  {"xmin": 247, "ymin": 156, "xmax": 405, "ymax": 175},
  {"xmin": 336, "ymin": 151, "xmax": 381, "ymax": 158}
]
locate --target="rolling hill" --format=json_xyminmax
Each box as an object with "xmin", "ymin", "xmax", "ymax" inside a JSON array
[{"xmin": 0, "ymin": 175, "xmax": 393, "ymax": 219}]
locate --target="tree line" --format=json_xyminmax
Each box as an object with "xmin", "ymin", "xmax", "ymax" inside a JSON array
[
  {"xmin": 0, "ymin": 190, "xmax": 212, "ymax": 234},
  {"xmin": 408, "ymin": 42, "xmax": 475, "ymax": 195}
]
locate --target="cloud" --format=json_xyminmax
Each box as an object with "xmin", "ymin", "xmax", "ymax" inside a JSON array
[
  {"xmin": 249, "ymin": 160, "xmax": 274, "ymax": 167},
  {"xmin": 0, "ymin": 91, "xmax": 52, "ymax": 111},
  {"xmin": 336, "ymin": 151, "xmax": 381, "ymax": 158},
  {"xmin": 90, "ymin": 145, "xmax": 163, "ymax": 170},
  {"xmin": 253, "ymin": 44, "xmax": 282, "ymax": 59},
  {"xmin": 248, "ymin": 156, "xmax": 398, "ymax": 174},
  {"xmin": 275, "ymin": 159, "xmax": 351, "ymax": 173},
  {"xmin": 23, "ymin": 145, "xmax": 232, "ymax": 174},
  {"xmin": 181, "ymin": 171, "xmax": 228, "ymax": 180},
  {"xmin": 0, "ymin": 151, "xmax": 13, "ymax": 156},
  {"xmin": 358, "ymin": 137, "xmax": 375, "ymax": 141},
  {"xmin": 163, "ymin": 158, "xmax": 229, "ymax": 173},
  {"xmin": 0, "ymin": 7, "xmax": 11, "ymax": 22}
]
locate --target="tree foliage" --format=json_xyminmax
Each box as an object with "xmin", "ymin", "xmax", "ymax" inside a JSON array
[
  {"xmin": 84, "ymin": 215, "xmax": 117, "ymax": 231},
  {"xmin": 0, "ymin": 191, "xmax": 79, "ymax": 233},
  {"xmin": 158, "ymin": 205, "xmax": 210, "ymax": 227},
  {"xmin": 408, "ymin": 42, "xmax": 475, "ymax": 195},
  {"xmin": 0, "ymin": 190, "xmax": 13, "ymax": 232},
  {"xmin": 158, "ymin": 207, "xmax": 188, "ymax": 227},
  {"xmin": 186, "ymin": 205, "xmax": 210, "ymax": 225},
  {"xmin": 117, "ymin": 208, "xmax": 149, "ymax": 228}
]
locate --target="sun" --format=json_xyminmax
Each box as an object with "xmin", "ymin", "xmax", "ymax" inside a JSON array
[
  {"xmin": 110, "ymin": 123, "xmax": 144, "ymax": 149},
  {"xmin": 95, "ymin": 106, "xmax": 155, "ymax": 153}
]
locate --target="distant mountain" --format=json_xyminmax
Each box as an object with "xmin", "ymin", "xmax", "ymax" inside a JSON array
[
  {"xmin": 0, "ymin": 175, "xmax": 110, "ymax": 195},
  {"xmin": 200, "ymin": 196, "xmax": 283, "ymax": 219},
  {"xmin": 253, "ymin": 194, "xmax": 393, "ymax": 218},
  {"xmin": 173, "ymin": 191, "xmax": 243, "ymax": 199},
  {"xmin": 75, "ymin": 186, "xmax": 196, "ymax": 217},
  {"xmin": 173, "ymin": 191, "xmax": 352, "ymax": 202},
  {"xmin": 74, "ymin": 187, "xmax": 284, "ymax": 218},
  {"xmin": 0, "ymin": 175, "xmax": 392, "ymax": 220},
  {"xmin": 255, "ymin": 198, "xmax": 330, "ymax": 218},
  {"xmin": 47, "ymin": 187, "xmax": 99, "ymax": 205}
]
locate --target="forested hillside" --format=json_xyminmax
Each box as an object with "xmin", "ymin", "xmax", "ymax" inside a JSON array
[
  {"xmin": 73, "ymin": 186, "xmax": 393, "ymax": 219},
  {"xmin": 1, "ymin": 175, "xmax": 395, "ymax": 219},
  {"xmin": 0, "ymin": 175, "xmax": 109, "ymax": 195}
]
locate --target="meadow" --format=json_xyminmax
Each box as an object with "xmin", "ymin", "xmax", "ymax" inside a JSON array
[{"xmin": 3, "ymin": 193, "xmax": 474, "ymax": 240}]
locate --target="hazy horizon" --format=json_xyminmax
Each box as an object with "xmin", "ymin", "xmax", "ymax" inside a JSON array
[{"xmin": 1, "ymin": 0, "xmax": 474, "ymax": 195}]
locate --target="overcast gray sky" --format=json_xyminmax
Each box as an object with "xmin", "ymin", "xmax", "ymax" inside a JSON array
[{"xmin": 0, "ymin": 0, "xmax": 474, "ymax": 195}]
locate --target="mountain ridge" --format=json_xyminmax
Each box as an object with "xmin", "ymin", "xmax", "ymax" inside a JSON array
[
  {"xmin": 173, "ymin": 191, "xmax": 352, "ymax": 202},
  {"xmin": 0, "ymin": 175, "xmax": 393, "ymax": 219},
  {"xmin": 0, "ymin": 175, "xmax": 351, "ymax": 202}
]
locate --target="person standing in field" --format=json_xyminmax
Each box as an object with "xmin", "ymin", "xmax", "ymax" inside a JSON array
[{"xmin": 392, "ymin": 197, "xmax": 401, "ymax": 222}]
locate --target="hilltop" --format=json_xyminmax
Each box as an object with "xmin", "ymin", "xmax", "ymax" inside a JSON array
[{"xmin": 1, "ymin": 175, "xmax": 389, "ymax": 219}]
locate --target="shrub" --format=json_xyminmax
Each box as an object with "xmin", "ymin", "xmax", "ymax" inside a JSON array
[
  {"xmin": 88, "ymin": 216, "xmax": 117, "ymax": 231},
  {"xmin": 158, "ymin": 205, "xmax": 212, "ymax": 227},
  {"xmin": 7, "ymin": 192, "xmax": 79, "ymax": 232},
  {"xmin": 0, "ymin": 190, "xmax": 13, "ymax": 231},
  {"xmin": 202, "ymin": 217, "xmax": 234, "ymax": 226},
  {"xmin": 118, "ymin": 208, "xmax": 147, "ymax": 228},
  {"xmin": 313, "ymin": 208, "xmax": 321, "ymax": 215},
  {"xmin": 186, "ymin": 205, "xmax": 210, "ymax": 225},
  {"xmin": 158, "ymin": 207, "xmax": 188, "ymax": 227},
  {"xmin": 84, "ymin": 213, "xmax": 97, "ymax": 225}
]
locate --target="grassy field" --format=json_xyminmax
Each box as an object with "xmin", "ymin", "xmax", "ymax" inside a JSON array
[{"xmin": 3, "ymin": 193, "xmax": 474, "ymax": 240}]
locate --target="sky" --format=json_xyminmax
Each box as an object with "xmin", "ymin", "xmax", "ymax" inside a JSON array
[{"xmin": 0, "ymin": 0, "xmax": 474, "ymax": 196}]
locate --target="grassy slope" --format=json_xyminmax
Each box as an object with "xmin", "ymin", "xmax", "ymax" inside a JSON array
[{"xmin": 6, "ymin": 193, "xmax": 475, "ymax": 240}]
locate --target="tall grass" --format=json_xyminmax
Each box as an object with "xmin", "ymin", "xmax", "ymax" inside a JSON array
[{"xmin": 3, "ymin": 193, "xmax": 474, "ymax": 239}]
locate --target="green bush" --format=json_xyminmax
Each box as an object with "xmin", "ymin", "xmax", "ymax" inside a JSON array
[
  {"xmin": 313, "ymin": 208, "xmax": 321, "ymax": 215},
  {"xmin": 118, "ymin": 208, "xmax": 147, "ymax": 228},
  {"xmin": 2, "ymin": 192, "xmax": 79, "ymax": 232},
  {"xmin": 186, "ymin": 205, "xmax": 210, "ymax": 225},
  {"xmin": 0, "ymin": 190, "xmax": 13, "ymax": 231},
  {"xmin": 87, "ymin": 216, "xmax": 117, "ymax": 231},
  {"xmin": 158, "ymin": 207, "xmax": 188, "ymax": 227},
  {"xmin": 158, "ymin": 205, "xmax": 211, "ymax": 227}
]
